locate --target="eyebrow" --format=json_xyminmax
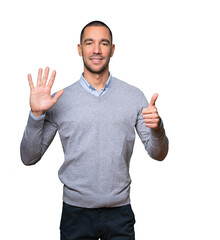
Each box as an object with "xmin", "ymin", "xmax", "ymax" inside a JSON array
[{"xmin": 83, "ymin": 38, "xmax": 111, "ymax": 44}]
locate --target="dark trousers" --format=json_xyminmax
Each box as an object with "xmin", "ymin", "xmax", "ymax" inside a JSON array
[{"xmin": 60, "ymin": 202, "xmax": 136, "ymax": 240}]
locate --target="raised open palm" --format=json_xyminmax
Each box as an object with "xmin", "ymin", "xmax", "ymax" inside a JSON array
[{"xmin": 28, "ymin": 67, "xmax": 64, "ymax": 117}]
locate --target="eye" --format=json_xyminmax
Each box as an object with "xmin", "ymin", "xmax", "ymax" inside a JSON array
[
  {"xmin": 85, "ymin": 41, "xmax": 93, "ymax": 46},
  {"xmin": 101, "ymin": 42, "xmax": 109, "ymax": 46}
]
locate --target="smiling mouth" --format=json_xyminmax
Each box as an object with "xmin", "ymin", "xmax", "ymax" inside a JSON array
[{"xmin": 90, "ymin": 56, "xmax": 104, "ymax": 63}]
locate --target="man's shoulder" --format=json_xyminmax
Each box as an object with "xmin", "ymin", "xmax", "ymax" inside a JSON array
[
  {"xmin": 62, "ymin": 80, "xmax": 80, "ymax": 92},
  {"xmin": 51, "ymin": 80, "xmax": 81, "ymax": 108},
  {"xmin": 113, "ymin": 77, "xmax": 144, "ymax": 96},
  {"xmin": 57, "ymin": 80, "xmax": 82, "ymax": 100},
  {"xmin": 113, "ymin": 77, "xmax": 147, "ymax": 107}
]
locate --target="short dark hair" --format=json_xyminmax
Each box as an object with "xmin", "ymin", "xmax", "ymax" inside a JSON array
[{"xmin": 80, "ymin": 20, "xmax": 113, "ymax": 44}]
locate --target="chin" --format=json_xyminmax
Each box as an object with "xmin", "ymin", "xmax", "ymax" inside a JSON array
[{"xmin": 85, "ymin": 64, "xmax": 108, "ymax": 74}]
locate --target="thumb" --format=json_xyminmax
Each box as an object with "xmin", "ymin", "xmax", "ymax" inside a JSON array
[
  {"xmin": 149, "ymin": 93, "xmax": 158, "ymax": 107},
  {"xmin": 52, "ymin": 89, "xmax": 64, "ymax": 103}
]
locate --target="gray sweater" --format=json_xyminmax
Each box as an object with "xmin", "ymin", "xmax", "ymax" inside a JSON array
[{"xmin": 20, "ymin": 77, "xmax": 168, "ymax": 208}]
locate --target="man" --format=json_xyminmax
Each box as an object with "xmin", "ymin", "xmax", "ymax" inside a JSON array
[{"xmin": 20, "ymin": 21, "xmax": 168, "ymax": 240}]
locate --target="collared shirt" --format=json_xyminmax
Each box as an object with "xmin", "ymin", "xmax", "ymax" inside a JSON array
[{"xmin": 79, "ymin": 73, "xmax": 113, "ymax": 97}]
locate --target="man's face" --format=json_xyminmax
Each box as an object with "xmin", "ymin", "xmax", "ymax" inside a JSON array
[{"xmin": 78, "ymin": 26, "xmax": 115, "ymax": 74}]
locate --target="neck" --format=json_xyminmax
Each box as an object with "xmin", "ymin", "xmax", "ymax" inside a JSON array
[{"xmin": 83, "ymin": 68, "xmax": 110, "ymax": 92}]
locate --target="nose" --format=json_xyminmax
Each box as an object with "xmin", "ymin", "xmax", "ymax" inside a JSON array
[{"xmin": 93, "ymin": 43, "xmax": 101, "ymax": 55}]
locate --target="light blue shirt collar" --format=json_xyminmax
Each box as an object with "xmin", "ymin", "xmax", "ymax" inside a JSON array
[{"xmin": 79, "ymin": 73, "xmax": 113, "ymax": 97}]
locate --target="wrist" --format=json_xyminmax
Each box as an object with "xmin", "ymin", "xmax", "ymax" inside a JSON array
[{"xmin": 31, "ymin": 111, "xmax": 45, "ymax": 118}]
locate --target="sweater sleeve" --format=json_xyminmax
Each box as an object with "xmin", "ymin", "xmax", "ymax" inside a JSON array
[
  {"xmin": 135, "ymin": 91, "xmax": 169, "ymax": 161},
  {"xmin": 20, "ymin": 110, "xmax": 58, "ymax": 165}
]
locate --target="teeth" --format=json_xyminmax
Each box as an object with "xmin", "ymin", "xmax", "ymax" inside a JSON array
[{"xmin": 92, "ymin": 59, "xmax": 102, "ymax": 62}]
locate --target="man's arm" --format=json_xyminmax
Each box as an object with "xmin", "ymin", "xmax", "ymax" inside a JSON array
[
  {"xmin": 135, "ymin": 93, "xmax": 169, "ymax": 161},
  {"xmin": 20, "ymin": 67, "xmax": 63, "ymax": 165}
]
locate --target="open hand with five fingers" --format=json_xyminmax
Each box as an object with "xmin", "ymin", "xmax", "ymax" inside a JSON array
[
  {"xmin": 142, "ymin": 93, "xmax": 161, "ymax": 129},
  {"xmin": 28, "ymin": 67, "xmax": 64, "ymax": 117}
]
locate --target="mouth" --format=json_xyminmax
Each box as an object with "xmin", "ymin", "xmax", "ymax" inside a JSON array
[{"xmin": 90, "ymin": 56, "xmax": 104, "ymax": 64}]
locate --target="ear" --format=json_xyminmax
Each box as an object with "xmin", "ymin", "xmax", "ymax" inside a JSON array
[
  {"xmin": 78, "ymin": 44, "xmax": 82, "ymax": 56},
  {"xmin": 110, "ymin": 44, "xmax": 115, "ymax": 57}
]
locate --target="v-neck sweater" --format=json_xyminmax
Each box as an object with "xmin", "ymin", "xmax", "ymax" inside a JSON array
[{"xmin": 21, "ymin": 77, "xmax": 168, "ymax": 208}]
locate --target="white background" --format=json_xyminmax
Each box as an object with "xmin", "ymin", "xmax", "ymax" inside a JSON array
[{"xmin": 0, "ymin": 0, "xmax": 220, "ymax": 239}]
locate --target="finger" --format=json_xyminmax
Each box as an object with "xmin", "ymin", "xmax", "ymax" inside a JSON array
[
  {"xmin": 47, "ymin": 70, "xmax": 56, "ymax": 88},
  {"xmin": 144, "ymin": 118, "xmax": 160, "ymax": 124},
  {"xmin": 37, "ymin": 68, "xmax": 43, "ymax": 86},
  {"xmin": 52, "ymin": 89, "xmax": 64, "ymax": 103},
  {"xmin": 149, "ymin": 93, "xmax": 158, "ymax": 107},
  {"xmin": 145, "ymin": 123, "xmax": 159, "ymax": 129},
  {"xmin": 28, "ymin": 74, "xmax": 34, "ymax": 90},
  {"xmin": 142, "ymin": 106, "xmax": 158, "ymax": 115},
  {"xmin": 143, "ymin": 112, "xmax": 158, "ymax": 119},
  {"xmin": 42, "ymin": 67, "xmax": 50, "ymax": 86}
]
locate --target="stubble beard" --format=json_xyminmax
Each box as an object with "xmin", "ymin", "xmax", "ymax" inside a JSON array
[{"xmin": 82, "ymin": 51, "xmax": 112, "ymax": 74}]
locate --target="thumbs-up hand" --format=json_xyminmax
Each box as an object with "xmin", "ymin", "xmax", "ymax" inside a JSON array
[{"xmin": 142, "ymin": 93, "xmax": 160, "ymax": 129}]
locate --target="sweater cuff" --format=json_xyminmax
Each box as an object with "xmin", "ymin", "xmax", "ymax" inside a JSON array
[
  {"xmin": 30, "ymin": 111, "xmax": 46, "ymax": 120},
  {"xmin": 150, "ymin": 118, "xmax": 166, "ymax": 140},
  {"xmin": 27, "ymin": 111, "xmax": 46, "ymax": 129}
]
